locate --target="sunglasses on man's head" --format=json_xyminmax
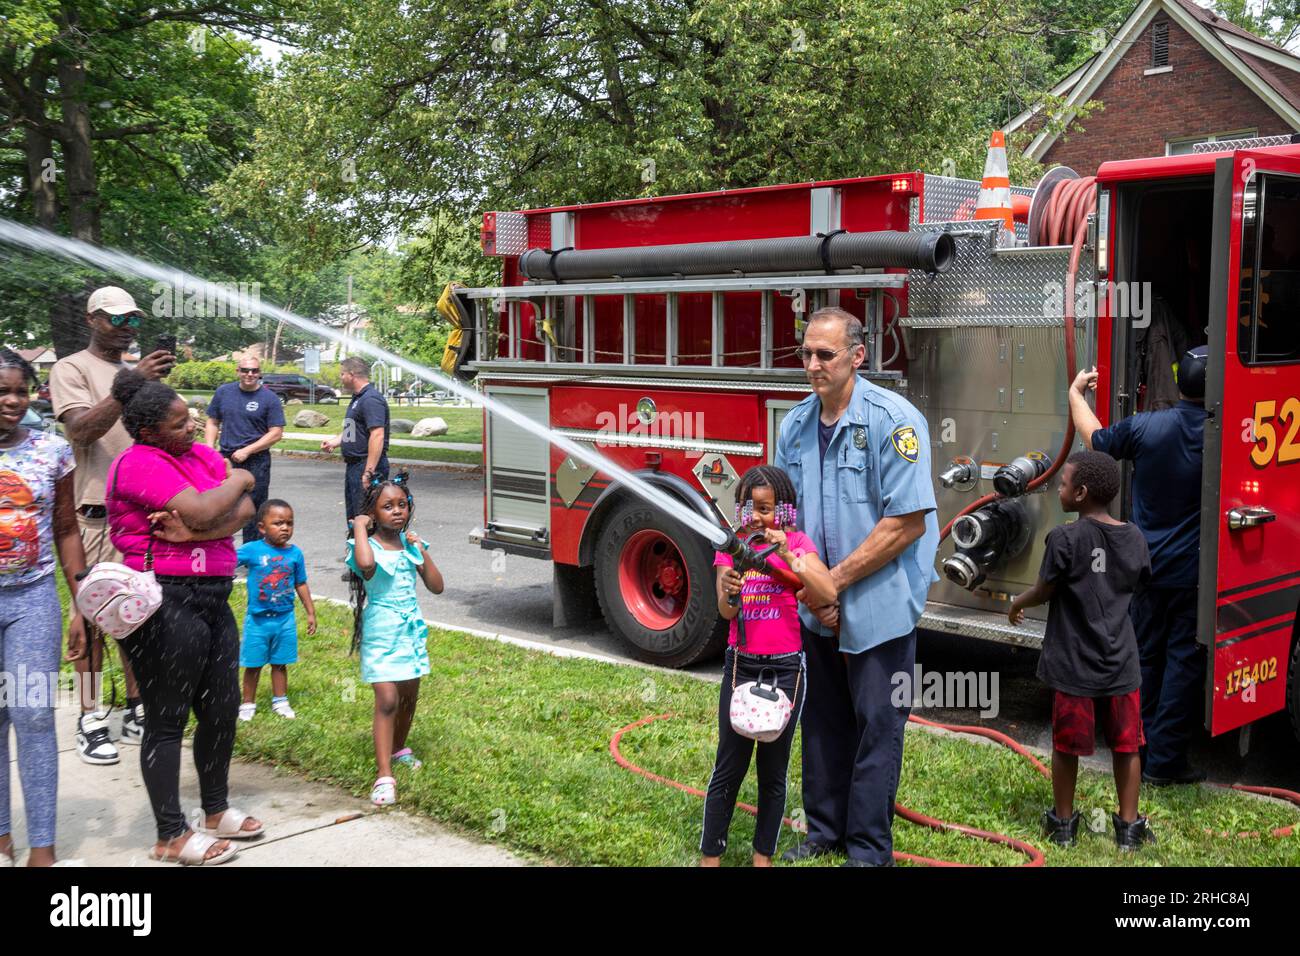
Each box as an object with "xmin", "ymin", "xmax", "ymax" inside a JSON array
[
  {"xmin": 103, "ymin": 312, "xmax": 143, "ymax": 329},
  {"xmin": 795, "ymin": 345, "xmax": 853, "ymax": 365}
]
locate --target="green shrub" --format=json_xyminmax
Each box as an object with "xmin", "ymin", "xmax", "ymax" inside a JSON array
[{"xmin": 168, "ymin": 360, "xmax": 238, "ymax": 389}]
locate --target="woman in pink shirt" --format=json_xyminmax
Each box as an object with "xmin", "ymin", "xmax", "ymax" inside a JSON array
[
  {"xmin": 701, "ymin": 465, "xmax": 835, "ymax": 867},
  {"xmin": 106, "ymin": 369, "xmax": 263, "ymax": 865}
]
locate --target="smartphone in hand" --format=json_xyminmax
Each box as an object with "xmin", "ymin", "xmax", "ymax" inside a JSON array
[{"xmin": 154, "ymin": 333, "xmax": 177, "ymax": 355}]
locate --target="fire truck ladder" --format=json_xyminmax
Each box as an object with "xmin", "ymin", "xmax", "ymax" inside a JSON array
[{"xmin": 462, "ymin": 272, "xmax": 909, "ymax": 376}]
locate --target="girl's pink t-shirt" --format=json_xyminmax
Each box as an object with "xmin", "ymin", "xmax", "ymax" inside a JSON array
[
  {"xmin": 107, "ymin": 443, "xmax": 237, "ymax": 577},
  {"xmin": 713, "ymin": 530, "xmax": 818, "ymax": 655}
]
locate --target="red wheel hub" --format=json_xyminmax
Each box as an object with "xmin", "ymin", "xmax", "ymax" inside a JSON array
[{"xmin": 618, "ymin": 529, "xmax": 691, "ymax": 630}]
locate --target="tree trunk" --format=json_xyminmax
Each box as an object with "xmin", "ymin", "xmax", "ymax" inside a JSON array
[
  {"xmin": 56, "ymin": 50, "xmax": 101, "ymax": 245},
  {"xmin": 21, "ymin": 72, "xmax": 59, "ymax": 230}
]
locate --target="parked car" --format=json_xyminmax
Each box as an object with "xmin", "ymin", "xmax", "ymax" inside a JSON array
[{"xmin": 262, "ymin": 373, "xmax": 338, "ymax": 404}]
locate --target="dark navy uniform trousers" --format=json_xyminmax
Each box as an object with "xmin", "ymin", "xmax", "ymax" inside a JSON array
[
  {"xmin": 1130, "ymin": 587, "xmax": 1204, "ymax": 777},
  {"xmin": 800, "ymin": 623, "xmax": 915, "ymax": 865}
]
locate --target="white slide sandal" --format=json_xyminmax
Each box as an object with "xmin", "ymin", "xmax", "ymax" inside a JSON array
[
  {"xmin": 149, "ymin": 832, "xmax": 238, "ymax": 866},
  {"xmin": 195, "ymin": 807, "xmax": 264, "ymax": 840}
]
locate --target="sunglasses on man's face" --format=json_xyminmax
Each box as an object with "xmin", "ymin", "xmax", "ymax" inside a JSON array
[
  {"xmin": 795, "ymin": 345, "xmax": 853, "ymax": 365},
  {"xmin": 103, "ymin": 312, "xmax": 143, "ymax": 329},
  {"xmin": 237, "ymin": 367, "xmax": 261, "ymax": 375}
]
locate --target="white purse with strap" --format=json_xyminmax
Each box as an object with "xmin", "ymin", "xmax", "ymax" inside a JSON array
[
  {"xmin": 73, "ymin": 460, "xmax": 162, "ymax": 641},
  {"xmin": 75, "ymin": 554, "xmax": 162, "ymax": 641},
  {"xmin": 728, "ymin": 653, "xmax": 800, "ymax": 743}
]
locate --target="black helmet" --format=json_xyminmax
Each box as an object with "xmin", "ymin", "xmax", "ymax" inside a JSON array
[{"xmin": 1177, "ymin": 345, "xmax": 1208, "ymax": 400}]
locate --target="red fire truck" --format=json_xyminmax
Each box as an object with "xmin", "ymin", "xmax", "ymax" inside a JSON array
[{"xmin": 458, "ymin": 133, "xmax": 1300, "ymax": 746}]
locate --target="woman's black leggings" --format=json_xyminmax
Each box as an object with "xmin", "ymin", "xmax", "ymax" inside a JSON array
[
  {"xmin": 122, "ymin": 575, "xmax": 239, "ymax": 841},
  {"xmin": 700, "ymin": 647, "xmax": 806, "ymax": 857}
]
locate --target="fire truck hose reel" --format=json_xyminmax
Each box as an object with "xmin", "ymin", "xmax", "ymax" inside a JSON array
[{"xmin": 518, "ymin": 229, "xmax": 956, "ymax": 281}]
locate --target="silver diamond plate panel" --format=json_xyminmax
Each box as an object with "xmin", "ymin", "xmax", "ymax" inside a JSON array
[
  {"xmin": 920, "ymin": 602, "xmax": 1045, "ymax": 648},
  {"xmin": 903, "ymin": 221, "xmax": 1095, "ymax": 328},
  {"xmin": 1191, "ymin": 134, "xmax": 1296, "ymax": 153},
  {"xmin": 919, "ymin": 175, "xmax": 1032, "ymax": 244},
  {"xmin": 491, "ymin": 211, "xmax": 528, "ymax": 256}
]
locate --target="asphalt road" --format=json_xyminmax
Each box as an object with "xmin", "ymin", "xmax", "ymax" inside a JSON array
[{"xmin": 269, "ymin": 455, "xmax": 1300, "ymax": 790}]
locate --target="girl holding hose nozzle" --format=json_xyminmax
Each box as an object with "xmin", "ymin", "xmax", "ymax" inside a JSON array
[{"xmin": 701, "ymin": 465, "xmax": 835, "ymax": 867}]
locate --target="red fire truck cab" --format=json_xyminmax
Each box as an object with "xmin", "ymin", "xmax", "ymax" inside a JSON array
[{"xmin": 463, "ymin": 133, "xmax": 1300, "ymax": 746}]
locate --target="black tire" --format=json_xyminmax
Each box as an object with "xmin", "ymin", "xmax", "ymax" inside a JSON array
[
  {"xmin": 1287, "ymin": 627, "xmax": 1300, "ymax": 746},
  {"xmin": 593, "ymin": 495, "xmax": 727, "ymax": 668}
]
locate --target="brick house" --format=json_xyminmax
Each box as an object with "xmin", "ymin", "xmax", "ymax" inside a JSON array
[{"xmin": 1005, "ymin": 0, "xmax": 1300, "ymax": 175}]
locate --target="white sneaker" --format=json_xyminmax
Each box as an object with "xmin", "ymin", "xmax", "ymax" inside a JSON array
[
  {"xmin": 76, "ymin": 712, "xmax": 120, "ymax": 766},
  {"xmin": 120, "ymin": 704, "xmax": 144, "ymax": 745},
  {"xmin": 271, "ymin": 699, "xmax": 296, "ymax": 719},
  {"xmin": 238, "ymin": 702, "xmax": 257, "ymax": 722}
]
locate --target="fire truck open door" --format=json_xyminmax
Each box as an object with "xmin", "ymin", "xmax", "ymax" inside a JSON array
[{"xmin": 1202, "ymin": 150, "xmax": 1300, "ymax": 736}]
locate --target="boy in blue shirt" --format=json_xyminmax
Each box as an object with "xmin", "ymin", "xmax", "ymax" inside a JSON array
[{"xmin": 237, "ymin": 499, "xmax": 316, "ymax": 720}]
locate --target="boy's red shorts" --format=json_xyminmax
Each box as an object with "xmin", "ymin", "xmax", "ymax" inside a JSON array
[{"xmin": 1051, "ymin": 689, "xmax": 1145, "ymax": 756}]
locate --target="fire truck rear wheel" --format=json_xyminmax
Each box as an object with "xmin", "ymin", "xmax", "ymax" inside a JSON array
[{"xmin": 594, "ymin": 497, "xmax": 728, "ymax": 669}]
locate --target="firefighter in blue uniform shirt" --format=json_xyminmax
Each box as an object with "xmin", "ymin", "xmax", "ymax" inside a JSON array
[
  {"xmin": 775, "ymin": 307, "xmax": 939, "ymax": 866},
  {"xmin": 1067, "ymin": 346, "xmax": 1210, "ymax": 785}
]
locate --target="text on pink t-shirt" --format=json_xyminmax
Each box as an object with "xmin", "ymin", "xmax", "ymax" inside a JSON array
[
  {"xmin": 713, "ymin": 530, "xmax": 817, "ymax": 655},
  {"xmin": 107, "ymin": 443, "xmax": 237, "ymax": 577}
]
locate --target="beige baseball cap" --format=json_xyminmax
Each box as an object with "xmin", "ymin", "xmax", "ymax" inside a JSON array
[{"xmin": 86, "ymin": 286, "xmax": 141, "ymax": 316}]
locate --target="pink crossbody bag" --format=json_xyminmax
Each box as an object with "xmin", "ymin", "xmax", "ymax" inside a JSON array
[{"xmin": 74, "ymin": 459, "xmax": 162, "ymax": 641}]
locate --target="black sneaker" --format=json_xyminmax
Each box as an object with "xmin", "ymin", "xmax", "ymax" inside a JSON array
[
  {"xmin": 120, "ymin": 704, "xmax": 144, "ymax": 746},
  {"xmin": 1113, "ymin": 813, "xmax": 1158, "ymax": 851},
  {"xmin": 1141, "ymin": 766, "xmax": 1207, "ymax": 787},
  {"xmin": 1041, "ymin": 808, "xmax": 1081, "ymax": 847},
  {"xmin": 76, "ymin": 712, "xmax": 120, "ymax": 766},
  {"xmin": 781, "ymin": 841, "xmax": 839, "ymax": 863}
]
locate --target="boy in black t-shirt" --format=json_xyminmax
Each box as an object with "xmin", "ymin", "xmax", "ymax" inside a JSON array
[{"xmin": 1009, "ymin": 451, "xmax": 1155, "ymax": 851}]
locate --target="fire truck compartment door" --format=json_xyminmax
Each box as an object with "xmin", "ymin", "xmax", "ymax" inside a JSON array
[
  {"xmin": 1202, "ymin": 150, "xmax": 1300, "ymax": 735},
  {"xmin": 485, "ymin": 386, "xmax": 550, "ymax": 544}
]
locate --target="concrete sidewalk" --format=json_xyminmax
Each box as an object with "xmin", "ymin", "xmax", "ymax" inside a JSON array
[{"xmin": 6, "ymin": 705, "xmax": 523, "ymax": 867}]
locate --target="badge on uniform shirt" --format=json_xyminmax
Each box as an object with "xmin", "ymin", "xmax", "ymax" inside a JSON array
[
  {"xmin": 853, "ymin": 426, "xmax": 867, "ymax": 449},
  {"xmin": 891, "ymin": 426, "xmax": 920, "ymax": 463}
]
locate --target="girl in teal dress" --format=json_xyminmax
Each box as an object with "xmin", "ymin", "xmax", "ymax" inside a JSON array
[{"xmin": 346, "ymin": 473, "xmax": 444, "ymax": 806}]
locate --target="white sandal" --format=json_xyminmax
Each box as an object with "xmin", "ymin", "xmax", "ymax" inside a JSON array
[
  {"xmin": 149, "ymin": 832, "xmax": 238, "ymax": 866},
  {"xmin": 371, "ymin": 776, "xmax": 397, "ymax": 806},
  {"xmin": 195, "ymin": 807, "xmax": 264, "ymax": 840}
]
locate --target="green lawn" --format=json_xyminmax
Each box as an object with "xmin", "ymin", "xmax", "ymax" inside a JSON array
[
  {"xmin": 51, "ymin": 572, "xmax": 1300, "ymax": 866},
  {"xmin": 279, "ymin": 402, "xmax": 482, "ymax": 445},
  {"xmin": 221, "ymin": 597, "xmax": 1300, "ymax": 868},
  {"xmin": 275, "ymin": 439, "xmax": 481, "ymax": 466}
]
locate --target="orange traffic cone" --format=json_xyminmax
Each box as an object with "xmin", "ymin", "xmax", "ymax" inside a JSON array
[{"xmin": 975, "ymin": 131, "xmax": 1017, "ymax": 246}]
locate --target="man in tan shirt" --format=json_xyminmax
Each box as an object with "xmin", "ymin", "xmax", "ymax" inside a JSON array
[{"xmin": 50, "ymin": 286, "xmax": 175, "ymax": 766}]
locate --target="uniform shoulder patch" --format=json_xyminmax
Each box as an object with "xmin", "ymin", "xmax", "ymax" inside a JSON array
[{"xmin": 890, "ymin": 425, "xmax": 920, "ymax": 463}]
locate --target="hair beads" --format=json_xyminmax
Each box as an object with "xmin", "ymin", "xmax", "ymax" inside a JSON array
[{"xmin": 734, "ymin": 499, "xmax": 798, "ymax": 528}]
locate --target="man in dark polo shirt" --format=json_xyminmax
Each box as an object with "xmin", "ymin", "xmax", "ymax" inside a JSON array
[
  {"xmin": 1068, "ymin": 346, "xmax": 1210, "ymax": 786},
  {"xmin": 205, "ymin": 357, "xmax": 286, "ymax": 542},
  {"xmin": 321, "ymin": 356, "xmax": 389, "ymax": 529}
]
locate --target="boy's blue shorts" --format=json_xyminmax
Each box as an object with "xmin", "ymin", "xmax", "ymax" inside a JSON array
[{"xmin": 240, "ymin": 610, "xmax": 298, "ymax": 668}]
